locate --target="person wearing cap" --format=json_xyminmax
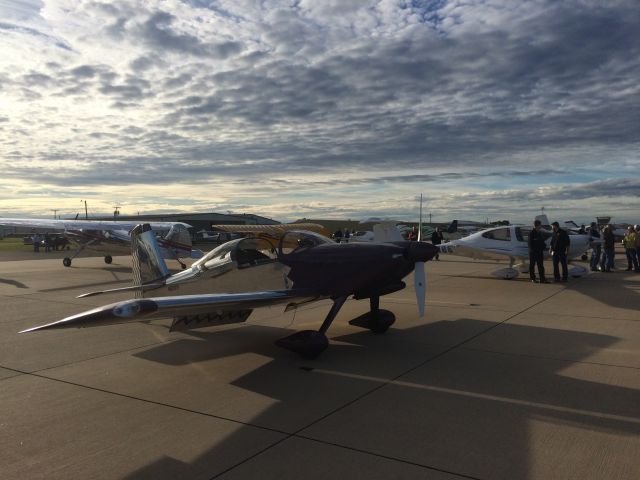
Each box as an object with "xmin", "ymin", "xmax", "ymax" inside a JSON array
[
  {"xmin": 528, "ymin": 219, "xmax": 548, "ymax": 283},
  {"xmin": 588, "ymin": 222, "xmax": 601, "ymax": 272},
  {"xmin": 622, "ymin": 226, "xmax": 639, "ymax": 272},
  {"xmin": 550, "ymin": 221, "xmax": 570, "ymax": 282}
]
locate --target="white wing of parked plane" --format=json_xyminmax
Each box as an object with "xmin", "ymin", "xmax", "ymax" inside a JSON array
[{"xmin": 0, "ymin": 218, "xmax": 191, "ymax": 231}]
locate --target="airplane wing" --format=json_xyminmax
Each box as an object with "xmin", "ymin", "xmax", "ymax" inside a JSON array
[
  {"xmin": 213, "ymin": 223, "xmax": 329, "ymax": 236},
  {"xmin": 0, "ymin": 218, "xmax": 191, "ymax": 231},
  {"xmin": 20, "ymin": 290, "xmax": 318, "ymax": 333}
]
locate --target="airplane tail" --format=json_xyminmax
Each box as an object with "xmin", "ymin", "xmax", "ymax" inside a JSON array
[
  {"xmin": 446, "ymin": 220, "xmax": 458, "ymax": 234},
  {"xmin": 534, "ymin": 214, "xmax": 551, "ymax": 228},
  {"xmin": 373, "ymin": 222, "xmax": 404, "ymax": 242},
  {"xmin": 131, "ymin": 224, "xmax": 170, "ymax": 297},
  {"xmin": 163, "ymin": 223, "xmax": 192, "ymax": 251}
]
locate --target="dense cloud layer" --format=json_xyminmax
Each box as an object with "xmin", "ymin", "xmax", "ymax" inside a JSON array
[{"xmin": 0, "ymin": 0, "xmax": 638, "ymax": 221}]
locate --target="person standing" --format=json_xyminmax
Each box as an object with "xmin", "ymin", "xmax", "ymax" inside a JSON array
[
  {"xmin": 601, "ymin": 224, "xmax": 615, "ymax": 272},
  {"xmin": 622, "ymin": 226, "xmax": 639, "ymax": 272},
  {"xmin": 528, "ymin": 219, "xmax": 548, "ymax": 283},
  {"xmin": 588, "ymin": 222, "xmax": 601, "ymax": 272},
  {"xmin": 635, "ymin": 225, "xmax": 640, "ymax": 270},
  {"xmin": 431, "ymin": 227, "xmax": 444, "ymax": 260},
  {"xmin": 32, "ymin": 233, "xmax": 41, "ymax": 253},
  {"xmin": 550, "ymin": 221, "xmax": 570, "ymax": 282}
]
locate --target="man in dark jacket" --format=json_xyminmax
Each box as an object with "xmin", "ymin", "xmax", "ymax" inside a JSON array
[
  {"xmin": 528, "ymin": 220, "xmax": 548, "ymax": 283},
  {"xmin": 589, "ymin": 222, "xmax": 601, "ymax": 272},
  {"xmin": 600, "ymin": 224, "xmax": 615, "ymax": 272},
  {"xmin": 550, "ymin": 221, "xmax": 570, "ymax": 281},
  {"xmin": 431, "ymin": 227, "xmax": 444, "ymax": 260}
]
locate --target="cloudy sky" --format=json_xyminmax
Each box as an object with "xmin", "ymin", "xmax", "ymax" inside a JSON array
[{"xmin": 1, "ymin": 0, "xmax": 638, "ymax": 224}]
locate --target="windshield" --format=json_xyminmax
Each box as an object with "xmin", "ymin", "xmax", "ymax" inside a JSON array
[
  {"xmin": 234, "ymin": 237, "xmax": 278, "ymax": 268},
  {"xmin": 192, "ymin": 238, "xmax": 242, "ymax": 270},
  {"xmin": 481, "ymin": 227, "xmax": 511, "ymax": 241},
  {"xmin": 279, "ymin": 230, "xmax": 333, "ymax": 255}
]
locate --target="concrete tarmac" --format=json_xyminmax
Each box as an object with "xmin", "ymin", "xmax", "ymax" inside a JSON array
[{"xmin": 0, "ymin": 252, "xmax": 638, "ymax": 479}]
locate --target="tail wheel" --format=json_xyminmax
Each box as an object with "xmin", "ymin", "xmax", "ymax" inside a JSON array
[
  {"xmin": 104, "ymin": 255, "xmax": 113, "ymax": 264},
  {"xmin": 63, "ymin": 257, "xmax": 71, "ymax": 267}
]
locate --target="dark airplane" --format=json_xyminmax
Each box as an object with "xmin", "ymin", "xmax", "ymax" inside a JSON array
[{"xmin": 21, "ymin": 225, "xmax": 439, "ymax": 358}]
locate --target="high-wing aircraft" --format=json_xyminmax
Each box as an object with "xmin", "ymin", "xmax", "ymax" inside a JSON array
[
  {"xmin": 439, "ymin": 224, "xmax": 596, "ymax": 279},
  {"xmin": 20, "ymin": 224, "xmax": 439, "ymax": 358},
  {"xmin": 0, "ymin": 218, "xmax": 202, "ymax": 268}
]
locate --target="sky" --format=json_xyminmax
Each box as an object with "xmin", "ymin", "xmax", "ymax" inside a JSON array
[{"xmin": 0, "ymin": 0, "xmax": 638, "ymax": 224}]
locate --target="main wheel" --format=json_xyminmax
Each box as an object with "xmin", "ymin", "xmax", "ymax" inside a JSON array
[
  {"xmin": 104, "ymin": 255, "xmax": 113, "ymax": 264},
  {"xmin": 63, "ymin": 257, "xmax": 71, "ymax": 267}
]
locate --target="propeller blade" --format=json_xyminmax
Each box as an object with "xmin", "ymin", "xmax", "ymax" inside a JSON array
[
  {"xmin": 417, "ymin": 193, "xmax": 423, "ymax": 242},
  {"xmin": 414, "ymin": 261, "xmax": 425, "ymax": 317}
]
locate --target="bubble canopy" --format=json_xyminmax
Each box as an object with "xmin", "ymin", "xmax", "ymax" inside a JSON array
[{"xmin": 278, "ymin": 230, "xmax": 333, "ymax": 255}]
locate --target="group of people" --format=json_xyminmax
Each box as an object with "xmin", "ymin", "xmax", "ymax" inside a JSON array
[
  {"xmin": 332, "ymin": 228, "xmax": 354, "ymax": 243},
  {"xmin": 588, "ymin": 222, "xmax": 640, "ymax": 273},
  {"xmin": 31, "ymin": 233, "xmax": 69, "ymax": 252},
  {"xmin": 528, "ymin": 220, "xmax": 640, "ymax": 283}
]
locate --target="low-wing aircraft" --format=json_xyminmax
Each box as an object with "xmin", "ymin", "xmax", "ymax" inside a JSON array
[
  {"xmin": 439, "ymin": 224, "xmax": 596, "ymax": 279},
  {"xmin": 0, "ymin": 218, "xmax": 202, "ymax": 268},
  {"xmin": 20, "ymin": 225, "xmax": 439, "ymax": 358}
]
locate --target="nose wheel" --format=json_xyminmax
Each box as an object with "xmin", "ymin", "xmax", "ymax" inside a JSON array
[
  {"xmin": 104, "ymin": 255, "xmax": 113, "ymax": 264},
  {"xmin": 63, "ymin": 257, "xmax": 72, "ymax": 267},
  {"xmin": 349, "ymin": 296, "xmax": 396, "ymax": 334}
]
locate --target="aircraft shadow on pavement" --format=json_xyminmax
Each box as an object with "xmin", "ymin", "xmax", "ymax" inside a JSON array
[
  {"xmin": 0, "ymin": 278, "xmax": 28, "ymax": 289},
  {"xmin": 127, "ymin": 318, "xmax": 639, "ymax": 480}
]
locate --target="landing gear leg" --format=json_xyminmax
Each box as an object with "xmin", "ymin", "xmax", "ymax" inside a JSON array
[
  {"xmin": 276, "ymin": 295, "xmax": 348, "ymax": 359},
  {"xmin": 62, "ymin": 242, "xmax": 90, "ymax": 267},
  {"xmin": 349, "ymin": 296, "xmax": 396, "ymax": 334}
]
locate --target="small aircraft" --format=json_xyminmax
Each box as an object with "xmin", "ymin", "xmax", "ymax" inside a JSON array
[
  {"xmin": 0, "ymin": 218, "xmax": 202, "ymax": 268},
  {"xmin": 439, "ymin": 223, "xmax": 597, "ymax": 279},
  {"xmin": 20, "ymin": 224, "xmax": 439, "ymax": 358},
  {"xmin": 349, "ymin": 219, "xmax": 406, "ymax": 243}
]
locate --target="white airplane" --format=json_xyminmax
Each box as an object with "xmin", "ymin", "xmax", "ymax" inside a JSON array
[
  {"xmin": 0, "ymin": 218, "xmax": 203, "ymax": 268},
  {"xmin": 349, "ymin": 219, "xmax": 406, "ymax": 243},
  {"xmin": 439, "ymin": 223, "xmax": 596, "ymax": 279}
]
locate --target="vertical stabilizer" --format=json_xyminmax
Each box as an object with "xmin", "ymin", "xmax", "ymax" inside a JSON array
[
  {"xmin": 534, "ymin": 214, "xmax": 551, "ymax": 228},
  {"xmin": 373, "ymin": 222, "xmax": 404, "ymax": 242},
  {"xmin": 164, "ymin": 223, "xmax": 192, "ymax": 249},
  {"xmin": 131, "ymin": 224, "xmax": 170, "ymax": 298}
]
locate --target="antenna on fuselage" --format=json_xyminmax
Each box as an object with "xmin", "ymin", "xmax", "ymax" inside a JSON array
[{"xmin": 418, "ymin": 193, "xmax": 423, "ymax": 242}]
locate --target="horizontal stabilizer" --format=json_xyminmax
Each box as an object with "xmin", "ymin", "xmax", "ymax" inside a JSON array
[{"xmin": 77, "ymin": 283, "xmax": 166, "ymax": 298}]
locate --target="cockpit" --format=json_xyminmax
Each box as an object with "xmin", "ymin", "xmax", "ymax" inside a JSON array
[
  {"xmin": 190, "ymin": 230, "xmax": 331, "ymax": 274},
  {"xmin": 278, "ymin": 230, "xmax": 333, "ymax": 255},
  {"xmin": 192, "ymin": 237, "xmax": 278, "ymax": 271},
  {"xmin": 481, "ymin": 227, "xmax": 512, "ymax": 241},
  {"xmin": 175, "ymin": 231, "xmax": 331, "ymax": 293}
]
